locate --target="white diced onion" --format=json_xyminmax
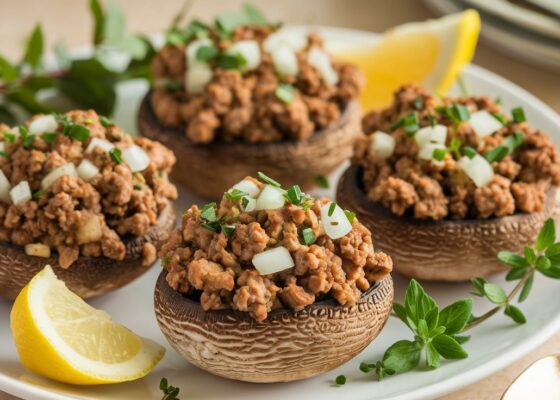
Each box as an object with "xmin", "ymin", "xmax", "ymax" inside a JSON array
[
  {"xmin": 271, "ymin": 45, "xmax": 299, "ymax": 76},
  {"xmin": 469, "ymin": 110, "xmax": 503, "ymax": 137},
  {"xmin": 255, "ymin": 185, "xmax": 285, "ymax": 210},
  {"xmin": 227, "ymin": 40, "xmax": 261, "ymax": 70},
  {"xmin": 77, "ymin": 159, "xmax": 99, "ymax": 182},
  {"xmin": 458, "ymin": 154, "xmax": 494, "ymax": 187},
  {"xmin": 369, "ymin": 131, "xmax": 396, "ymax": 159},
  {"xmin": 232, "ymin": 179, "xmax": 261, "ymax": 198},
  {"xmin": 86, "ymin": 138, "xmax": 114, "ymax": 153},
  {"xmin": 415, "ymin": 124, "xmax": 447, "ymax": 148},
  {"xmin": 41, "ymin": 163, "xmax": 77, "ymax": 189},
  {"xmin": 320, "ymin": 202, "xmax": 352, "ymax": 240},
  {"xmin": 28, "ymin": 115, "xmax": 58, "ymax": 135},
  {"xmin": 10, "ymin": 180, "xmax": 31, "ymax": 206},
  {"xmin": 186, "ymin": 64, "xmax": 213, "ymax": 94},
  {"xmin": 307, "ymin": 47, "xmax": 338, "ymax": 86},
  {"xmin": 252, "ymin": 246, "xmax": 294, "ymax": 275},
  {"xmin": 122, "ymin": 145, "xmax": 150, "ymax": 173}
]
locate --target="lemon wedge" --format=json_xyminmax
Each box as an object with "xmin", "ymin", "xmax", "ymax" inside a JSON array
[
  {"xmin": 10, "ymin": 265, "xmax": 164, "ymax": 385},
  {"xmin": 332, "ymin": 10, "xmax": 481, "ymax": 110}
]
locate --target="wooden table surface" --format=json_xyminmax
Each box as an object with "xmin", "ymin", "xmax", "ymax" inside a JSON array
[{"xmin": 1, "ymin": 1, "xmax": 560, "ymax": 399}]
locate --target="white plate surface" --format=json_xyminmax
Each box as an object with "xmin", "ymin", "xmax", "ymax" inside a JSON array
[{"xmin": 1, "ymin": 26, "xmax": 560, "ymax": 400}]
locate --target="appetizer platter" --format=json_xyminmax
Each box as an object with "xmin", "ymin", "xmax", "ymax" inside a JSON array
[{"xmin": 1, "ymin": 5, "xmax": 560, "ymax": 400}]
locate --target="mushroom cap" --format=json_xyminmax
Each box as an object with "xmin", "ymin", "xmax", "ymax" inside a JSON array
[
  {"xmin": 0, "ymin": 200, "xmax": 176, "ymax": 300},
  {"xmin": 138, "ymin": 91, "xmax": 362, "ymax": 199},
  {"xmin": 154, "ymin": 270, "xmax": 393, "ymax": 383},
  {"xmin": 336, "ymin": 165, "xmax": 560, "ymax": 282}
]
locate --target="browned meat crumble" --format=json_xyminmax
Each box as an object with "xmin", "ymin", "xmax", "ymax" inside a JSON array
[
  {"xmin": 355, "ymin": 84, "xmax": 560, "ymax": 220},
  {"xmin": 160, "ymin": 175, "xmax": 392, "ymax": 321},
  {"xmin": 150, "ymin": 25, "xmax": 363, "ymax": 144},
  {"xmin": 0, "ymin": 110, "xmax": 178, "ymax": 268}
]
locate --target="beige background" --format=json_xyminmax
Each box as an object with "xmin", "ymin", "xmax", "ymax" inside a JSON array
[{"xmin": 1, "ymin": 0, "xmax": 560, "ymax": 399}]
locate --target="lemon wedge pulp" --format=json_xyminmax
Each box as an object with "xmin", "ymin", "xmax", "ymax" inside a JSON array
[
  {"xmin": 10, "ymin": 265, "xmax": 164, "ymax": 385},
  {"xmin": 332, "ymin": 10, "xmax": 481, "ymax": 110}
]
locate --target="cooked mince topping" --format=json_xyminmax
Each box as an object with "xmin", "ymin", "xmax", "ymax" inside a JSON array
[
  {"xmin": 150, "ymin": 18, "xmax": 363, "ymax": 144},
  {"xmin": 0, "ymin": 110, "xmax": 178, "ymax": 268},
  {"xmin": 160, "ymin": 174, "xmax": 392, "ymax": 321},
  {"xmin": 356, "ymin": 84, "xmax": 560, "ymax": 220}
]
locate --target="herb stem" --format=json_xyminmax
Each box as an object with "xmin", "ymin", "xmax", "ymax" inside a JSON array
[{"xmin": 463, "ymin": 268, "xmax": 534, "ymax": 331}]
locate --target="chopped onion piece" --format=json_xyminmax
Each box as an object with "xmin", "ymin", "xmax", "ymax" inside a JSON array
[
  {"xmin": 469, "ymin": 110, "xmax": 503, "ymax": 137},
  {"xmin": 10, "ymin": 180, "xmax": 31, "ymax": 206},
  {"xmin": 307, "ymin": 47, "xmax": 338, "ymax": 85},
  {"xmin": 369, "ymin": 131, "xmax": 396, "ymax": 159},
  {"xmin": 41, "ymin": 163, "xmax": 77, "ymax": 189},
  {"xmin": 0, "ymin": 170, "xmax": 11, "ymax": 203},
  {"xmin": 227, "ymin": 40, "xmax": 261, "ymax": 70},
  {"xmin": 25, "ymin": 243, "xmax": 51, "ymax": 258},
  {"xmin": 122, "ymin": 145, "xmax": 150, "ymax": 172},
  {"xmin": 415, "ymin": 124, "xmax": 447, "ymax": 148},
  {"xmin": 419, "ymin": 142, "xmax": 446, "ymax": 161},
  {"xmin": 76, "ymin": 215, "xmax": 102, "ymax": 244},
  {"xmin": 77, "ymin": 159, "xmax": 99, "ymax": 181},
  {"xmin": 232, "ymin": 179, "xmax": 261, "ymax": 198},
  {"xmin": 271, "ymin": 45, "xmax": 299, "ymax": 76},
  {"xmin": 28, "ymin": 115, "xmax": 58, "ymax": 135},
  {"xmin": 252, "ymin": 246, "xmax": 294, "ymax": 275},
  {"xmin": 86, "ymin": 138, "xmax": 114, "ymax": 153},
  {"xmin": 458, "ymin": 154, "xmax": 494, "ymax": 187},
  {"xmin": 186, "ymin": 38, "xmax": 213, "ymax": 65},
  {"xmin": 242, "ymin": 197, "xmax": 256, "ymax": 212},
  {"xmin": 320, "ymin": 202, "xmax": 352, "ymax": 240},
  {"xmin": 255, "ymin": 185, "xmax": 285, "ymax": 210},
  {"xmin": 263, "ymin": 30, "xmax": 307, "ymax": 53},
  {"xmin": 186, "ymin": 64, "xmax": 213, "ymax": 94}
]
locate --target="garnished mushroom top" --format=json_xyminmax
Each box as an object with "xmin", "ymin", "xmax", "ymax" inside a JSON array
[
  {"xmin": 150, "ymin": 6, "xmax": 363, "ymax": 144},
  {"xmin": 160, "ymin": 173, "xmax": 392, "ymax": 321},
  {"xmin": 0, "ymin": 110, "xmax": 177, "ymax": 268},
  {"xmin": 355, "ymin": 84, "xmax": 560, "ymax": 220}
]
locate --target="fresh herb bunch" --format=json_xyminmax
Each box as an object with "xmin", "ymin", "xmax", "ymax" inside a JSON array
[
  {"xmin": 159, "ymin": 377, "xmax": 180, "ymax": 400},
  {"xmin": 0, "ymin": 0, "xmax": 155, "ymax": 124},
  {"xmin": 357, "ymin": 218, "xmax": 560, "ymax": 381}
]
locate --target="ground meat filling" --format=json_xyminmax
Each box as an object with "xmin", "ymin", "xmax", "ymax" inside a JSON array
[
  {"xmin": 150, "ymin": 26, "xmax": 363, "ymax": 144},
  {"xmin": 356, "ymin": 84, "xmax": 560, "ymax": 220},
  {"xmin": 160, "ymin": 176, "xmax": 392, "ymax": 321},
  {"xmin": 0, "ymin": 110, "xmax": 177, "ymax": 268}
]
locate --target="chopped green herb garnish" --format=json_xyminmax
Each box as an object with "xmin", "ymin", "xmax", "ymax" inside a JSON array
[
  {"xmin": 109, "ymin": 147, "xmax": 122, "ymax": 164},
  {"xmin": 301, "ymin": 227, "xmax": 316, "ymax": 245},
  {"xmin": 99, "ymin": 115, "xmax": 114, "ymax": 128},
  {"xmin": 19, "ymin": 125, "xmax": 29, "ymax": 140},
  {"xmin": 0, "ymin": 151, "xmax": 10, "ymax": 160},
  {"xmin": 412, "ymin": 96, "xmax": 424, "ymax": 110},
  {"xmin": 3, "ymin": 132, "xmax": 15, "ymax": 143},
  {"xmin": 328, "ymin": 202, "xmax": 336, "ymax": 217},
  {"xmin": 218, "ymin": 52, "xmax": 248, "ymax": 70},
  {"xmin": 449, "ymin": 138, "xmax": 462, "ymax": 159},
  {"xmin": 133, "ymin": 184, "xmax": 143, "ymax": 191},
  {"xmin": 491, "ymin": 112, "xmax": 507, "ymax": 126},
  {"xmin": 41, "ymin": 132, "xmax": 58, "ymax": 144},
  {"xmin": 32, "ymin": 189, "xmax": 45, "ymax": 199},
  {"xmin": 275, "ymin": 84, "xmax": 295, "ymax": 104},
  {"xmin": 452, "ymin": 104, "xmax": 470, "ymax": 121},
  {"xmin": 65, "ymin": 124, "xmax": 90, "ymax": 142},
  {"xmin": 201, "ymin": 222, "xmax": 220, "ymax": 232},
  {"xmin": 241, "ymin": 196, "xmax": 250, "ymax": 209},
  {"xmin": 196, "ymin": 45, "xmax": 219, "ymax": 62},
  {"xmin": 484, "ymin": 146, "xmax": 509, "ymax": 163},
  {"xmin": 225, "ymin": 188, "xmax": 249, "ymax": 202},
  {"xmin": 222, "ymin": 224, "xmax": 236, "ymax": 237},
  {"xmin": 344, "ymin": 209, "xmax": 356, "ymax": 224},
  {"xmin": 257, "ymin": 171, "xmax": 281, "ymax": 187},
  {"xmin": 484, "ymin": 131, "xmax": 524, "ymax": 163},
  {"xmin": 162, "ymin": 254, "xmax": 171, "ymax": 267},
  {"xmin": 463, "ymin": 146, "xmax": 477, "ymax": 159},
  {"xmin": 23, "ymin": 134, "xmax": 36, "ymax": 149},
  {"xmin": 200, "ymin": 202, "xmax": 217, "ymax": 222},
  {"xmin": 432, "ymin": 148, "xmax": 448, "ymax": 161},
  {"xmin": 285, "ymin": 185, "xmax": 302, "ymax": 205},
  {"xmin": 335, "ymin": 375, "xmax": 346, "ymax": 385},
  {"xmin": 511, "ymin": 107, "xmax": 526, "ymax": 123},
  {"xmin": 314, "ymin": 175, "xmax": 329, "ymax": 189},
  {"xmin": 402, "ymin": 113, "xmax": 419, "ymax": 136}
]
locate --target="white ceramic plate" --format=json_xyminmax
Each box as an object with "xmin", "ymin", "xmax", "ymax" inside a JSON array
[{"xmin": 1, "ymin": 26, "xmax": 560, "ymax": 400}]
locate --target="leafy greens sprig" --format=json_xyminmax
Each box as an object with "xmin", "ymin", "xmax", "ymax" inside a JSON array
[
  {"xmin": 159, "ymin": 377, "xmax": 180, "ymax": 400},
  {"xmin": 359, "ymin": 218, "xmax": 560, "ymax": 381},
  {"xmin": 0, "ymin": 0, "xmax": 155, "ymax": 124}
]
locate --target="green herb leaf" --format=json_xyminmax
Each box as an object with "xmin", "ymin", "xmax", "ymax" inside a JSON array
[
  {"xmin": 344, "ymin": 209, "xmax": 356, "ymax": 224},
  {"xmin": 484, "ymin": 145, "xmax": 509, "ymax": 163},
  {"xmin": 32, "ymin": 189, "xmax": 45, "ymax": 199},
  {"xmin": 426, "ymin": 343, "xmax": 441, "ymax": 369},
  {"xmin": 285, "ymin": 185, "xmax": 302, "ymax": 205},
  {"xmin": 275, "ymin": 84, "xmax": 295, "ymax": 104},
  {"xmin": 524, "ymin": 246, "xmax": 537, "ymax": 265},
  {"xmin": 504, "ymin": 304, "xmax": 526, "ymax": 324},
  {"xmin": 539, "ymin": 264, "xmax": 560, "ymax": 279},
  {"xmin": 511, "ymin": 107, "xmax": 526, "ymax": 123},
  {"xmin": 425, "ymin": 307, "xmax": 439, "ymax": 333},
  {"xmin": 438, "ymin": 299, "xmax": 472, "ymax": 335},
  {"xmin": 470, "ymin": 277, "xmax": 488, "ymax": 297},
  {"xmin": 491, "ymin": 112, "xmax": 507, "ymax": 125},
  {"xmin": 257, "ymin": 171, "xmax": 281, "ymax": 187},
  {"xmin": 381, "ymin": 340, "xmax": 422, "ymax": 375},
  {"xmin": 3, "ymin": 132, "xmax": 16, "ymax": 143},
  {"xmin": 498, "ymin": 251, "xmax": 529, "ymax": 269},
  {"xmin": 328, "ymin": 202, "xmax": 336, "ymax": 217},
  {"xmin": 218, "ymin": 52, "xmax": 248, "ymax": 70},
  {"xmin": 360, "ymin": 362, "xmax": 375, "ymax": 373},
  {"xmin": 432, "ymin": 148, "xmax": 448, "ymax": 161},
  {"xmin": 462, "ymin": 146, "xmax": 477, "ymax": 159},
  {"xmin": 404, "ymin": 279, "xmax": 437, "ymax": 327},
  {"xmin": 133, "ymin": 183, "xmax": 143, "ymax": 191},
  {"xmin": 335, "ymin": 374, "xmax": 346, "ymax": 386},
  {"xmin": 518, "ymin": 272, "xmax": 534, "ymax": 303},
  {"xmin": 22, "ymin": 24, "xmax": 44, "ymax": 68},
  {"xmin": 452, "ymin": 104, "xmax": 470, "ymax": 121},
  {"xmin": 225, "ymin": 188, "xmax": 249, "ymax": 202},
  {"xmin": 506, "ymin": 266, "xmax": 528, "ymax": 281},
  {"xmin": 417, "ymin": 319, "xmax": 429, "ymax": 338},
  {"xmin": 536, "ymin": 218, "xmax": 555, "ymax": 251},
  {"xmin": 23, "ymin": 134, "xmax": 36, "ymax": 149},
  {"xmin": 432, "ymin": 334, "xmax": 468, "ymax": 359},
  {"xmin": 109, "ymin": 147, "xmax": 122, "ymax": 164},
  {"xmin": 393, "ymin": 303, "xmax": 409, "ymax": 327},
  {"xmin": 221, "ymin": 224, "xmax": 236, "ymax": 237},
  {"xmin": 99, "ymin": 115, "xmax": 114, "ymax": 127},
  {"xmin": 196, "ymin": 45, "xmax": 219, "ymax": 62},
  {"xmin": 536, "ymin": 255, "xmax": 552, "ymax": 274},
  {"xmin": 403, "ymin": 113, "xmax": 419, "ymax": 136},
  {"xmin": 545, "ymin": 242, "xmax": 560, "ymax": 257},
  {"xmin": 65, "ymin": 124, "xmax": 91, "ymax": 142},
  {"xmin": 314, "ymin": 175, "xmax": 329, "ymax": 189},
  {"xmin": 200, "ymin": 202, "xmax": 217, "ymax": 222},
  {"xmin": 0, "ymin": 55, "xmax": 19, "ymax": 82},
  {"xmin": 41, "ymin": 132, "xmax": 59, "ymax": 144},
  {"xmin": 483, "ymin": 283, "xmax": 507, "ymax": 304},
  {"xmin": 301, "ymin": 227, "xmax": 316, "ymax": 246},
  {"xmin": 453, "ymin": 335, "xmax": 471, "ymax": 344},
  {"xmin": 243, "ymin": 4, "xmax": 268, "ymax": 25},
  {"xmin": 160, "ymin": 377, "xmax": 168, "ymax": 391},
  {"xmin": 89, "ymin": 0, "xmax": 105, "ymax": 45}
]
